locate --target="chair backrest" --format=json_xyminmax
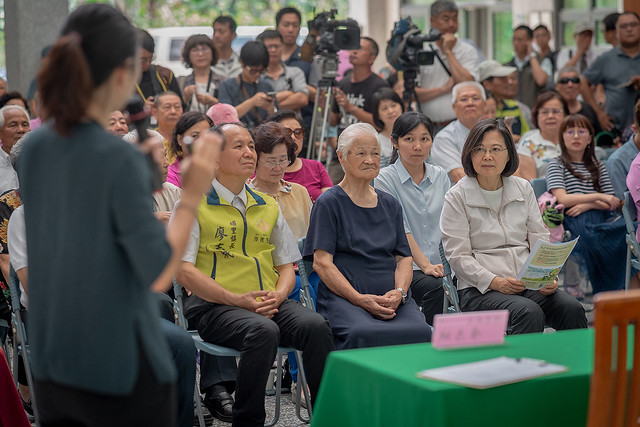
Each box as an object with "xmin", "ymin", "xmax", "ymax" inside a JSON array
[
  {"xmin": 587, "ymin": 288, "xmax": 640, "ymax": 427},
  {"xmin": 530, "ymin": 177, "xmax": 548, "ymax": 200},
  {"xmin": 7, "ymin": 265, "xmax": 21, "ymax": 312},
  {"xmin": 439, "ymin": 241, "xmax": 461, "ymax": 313},
  {"xmin": 297, "ymin": 238, "xmax": 316, "ymax": 312},
  {"xmin": 623, "ymin": 192, "xmax": 640, "ymax": 258},
  {"xmin": 172, "ymin": 279, "xmax": 189, "ymax": 330}
]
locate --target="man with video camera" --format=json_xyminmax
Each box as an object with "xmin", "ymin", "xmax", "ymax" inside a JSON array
[{"xmin": 416, "ymin": 0, "xmax": 478, "ymax": 133}]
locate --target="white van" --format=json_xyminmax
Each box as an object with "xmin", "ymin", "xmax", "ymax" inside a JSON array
[{"xmin": 149, "ymin": 26, "xmax": 308, "ymax": 77}]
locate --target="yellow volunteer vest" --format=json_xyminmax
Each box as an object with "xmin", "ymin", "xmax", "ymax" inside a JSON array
[{"xmin": 195, "ymin": 185, "xmax": 280, "ymax": 294}]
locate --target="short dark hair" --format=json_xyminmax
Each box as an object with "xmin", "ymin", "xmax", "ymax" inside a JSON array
[
  {"xmin": 531, "ymin": 90, "xmax": 569, "ymax": 128},
  {"xmin": 514, "ymin": 25, "xmax": 533, "ymax": 39},
  {"xmin": 0, "ymin": 91, "xmax": 31, "ymax": 116},
  {"xmin": 362, "ymin": 36, "xmax": 379, "ymax": 57},
  {"xmin": 137, "ymin": 28, "xmax": 155, "ymax": 53},
  {"xmin": 618, "ymin": 11, "xmax": 640, "ymax": 26},
  {"xmin": 390, "ymin": 112, "xmax": 434, "ymax": 164},
  {"xmin": 276, "ymin": 7, "xmax": 301, "ymax": 27},
  {"xmin": 182, "ymin": 34, "xmax": 217, "ymax": 68},
  {"xmin": 252, "ymin": 122, "xmax": 297, "ymax": 166},
  {"xmin": 240, "ymin": 41, "xmax": 269, "ymax": 68},
  {"xmin": 461, "ymin": 118, "xmax": 519, "ymax": 178},
  {"xmin": 603, "ymin": 13, "xmax": 621, "ymax": 31},
  {"xmin": 371, "ymin": 88, "xmax": 404, "ymax": 129},
  {"xmin": 170, "ymin": 111, "xmax": 213, "ymax": 159},
  {"xmin": 264, "ymin": 109, "xmax": 303, "ymax": 127},
  {"xmin": 256, "ymin": 29, "xmax": 283, "ymax": 43},
  {"xmin": 154, "ymin": 91, "xmax": 181, "ymax": 109},
  {"xmin": 213, "ymin": 15, "xmax": 237, "ymax": 33},
  {"xmin": 533, "ymin": 24, "xmax": 549, "ymax": 34}
]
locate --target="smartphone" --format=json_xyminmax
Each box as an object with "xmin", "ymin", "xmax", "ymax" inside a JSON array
[{"xmin": 266, "ymin": 91, "xmax": 276, "ymax": 98}]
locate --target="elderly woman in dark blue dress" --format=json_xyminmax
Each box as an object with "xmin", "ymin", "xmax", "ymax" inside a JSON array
[{"xmin": 303, "ymin": 123, "xmax": 431, "ymax": 350}]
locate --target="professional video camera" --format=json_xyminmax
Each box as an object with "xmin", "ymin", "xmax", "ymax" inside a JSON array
[
  {"xmin": 386, "ymin": 17, "xmax": 441, "ymax": 72},
  {"xmin": 302, "ymin": 9, "xmax": 360, "ymax": 60}
]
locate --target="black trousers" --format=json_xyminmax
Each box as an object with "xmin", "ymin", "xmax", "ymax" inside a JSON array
[
  {"xmin": 459, "ymin": 287, "xmax": 588, "ymax": 334},
  {"xmin": 410, "ymin": 270, "xmax": 444, "ymax": 325},
  {"xmin": 34, "ymin": 349, "xmax": 176, "ymax": 427},
  {"xmin": 194, "ymin": 299, "xmax": 334, "ymax": 427}
]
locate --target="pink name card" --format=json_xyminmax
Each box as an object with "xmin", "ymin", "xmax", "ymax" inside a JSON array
[{"xmin": 432, "ymin": 310, "xmax": 509, "ymax": 349}]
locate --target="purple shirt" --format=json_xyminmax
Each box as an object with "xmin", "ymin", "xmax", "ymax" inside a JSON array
[{"xmin": 283, "ymin": 158, "xmax": 332, "ymax": 202}]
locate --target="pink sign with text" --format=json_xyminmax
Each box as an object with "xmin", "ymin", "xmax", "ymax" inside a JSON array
[{"xmin": 432, "ymin": 310, "xmax": 509, "ymax": 349}]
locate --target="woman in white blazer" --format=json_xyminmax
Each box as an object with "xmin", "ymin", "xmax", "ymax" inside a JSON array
[{"xmin": 440, "ymin": 118, "xmax": 587, "ymax": 334}]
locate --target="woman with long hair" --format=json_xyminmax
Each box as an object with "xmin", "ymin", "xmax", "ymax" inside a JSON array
[
  {"xmin": 546, "ymin": 114, "xmax": 626, "ymax": 294},
  {"xmin": 20, "ymin": 4, "xmax": 219, "ymax": 425},
  {"xmin": 166, "ymin": 111, "xmax": 214, "ymax": 188}
]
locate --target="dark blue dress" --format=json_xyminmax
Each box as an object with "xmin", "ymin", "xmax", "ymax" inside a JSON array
[{"xmin": 304, "ymin": 186, "xmax": 431, "ymax": 350}]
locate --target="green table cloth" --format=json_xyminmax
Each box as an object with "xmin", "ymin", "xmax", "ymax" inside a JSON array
[{"xmin": 312, "ymin": 329, "xmax": 593, "ymax": 427}]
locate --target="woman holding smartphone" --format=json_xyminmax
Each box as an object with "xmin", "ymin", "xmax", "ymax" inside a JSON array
[{"xmin": 19, "ymin": 4, "xmax": 219, "ymax": 425}]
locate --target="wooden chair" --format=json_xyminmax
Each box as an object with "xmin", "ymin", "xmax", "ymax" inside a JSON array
[{"xmin": 587, "ymin": 288, "xmax": 640, "ymax": 427}]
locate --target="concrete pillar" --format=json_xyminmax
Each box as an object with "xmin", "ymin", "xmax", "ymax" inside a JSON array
[
  {"xmin": 4, "ymin": 0, "xmax": 69, "ymax": 97},
  {"xmin": 349, "ymin": 0, "xmax": 400, "ymax": 72}
]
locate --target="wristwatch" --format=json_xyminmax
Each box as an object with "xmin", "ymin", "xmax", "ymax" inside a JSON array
[{"xmin": 395, "ymin": 287, "xmax": 407, "ymax": 305}]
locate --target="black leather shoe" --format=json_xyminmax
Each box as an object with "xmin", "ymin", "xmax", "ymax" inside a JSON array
[{"xmin": 203, "ymin": 385, "xmax": 234, "ymax": 423}]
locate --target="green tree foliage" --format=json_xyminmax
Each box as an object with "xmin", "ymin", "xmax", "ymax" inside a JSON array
[{"xmin": 69, "ymin": 0, "xmax": 350, "ymax": 28}]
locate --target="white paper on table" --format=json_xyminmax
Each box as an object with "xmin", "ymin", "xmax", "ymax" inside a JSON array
[
  {"xmin": 516, "ymin": 237, "xmax": 579, "ymax": 290},
  {"xmin": 417, "ymin": 356, "xmax": 567, "ymax": 389}
]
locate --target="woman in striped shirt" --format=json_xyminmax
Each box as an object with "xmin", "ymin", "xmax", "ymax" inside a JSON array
[{"xmin": 545, "ymin": 114, "xmax": 625, "ymax": 294}]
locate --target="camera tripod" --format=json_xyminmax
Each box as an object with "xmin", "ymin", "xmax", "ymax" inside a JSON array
[
  {"xmin": 306, "ymin": 54, "xmax": 346, "ymax": 165},
  {"xmin": 401, "ymin": 68, "xmax": 422, "ymax": 113}
]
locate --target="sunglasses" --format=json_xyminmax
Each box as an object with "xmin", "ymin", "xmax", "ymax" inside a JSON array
[
  {"xmin": 558, "ymin": 77, "xmax": 580, "ymax": 85},
  {"xmin": 285, "ymin": 127, "xmax": 304, "ymax": 138}
]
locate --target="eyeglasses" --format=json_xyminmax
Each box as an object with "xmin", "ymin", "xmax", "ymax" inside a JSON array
[
  {"xmin": 471, "ymin": 146, "xmax": 508, "ymax": 157},
  {"xmin": 558, "ymin": 77, "xmax": 580, "ymax": 85},
  {"xmin": 259, "ymin": 158, "xmax": 290, "ymax": 168},
  {"xmin": 563, "ymin": 128, "xmax": 589, "ymax": 138},
  {"xmin": 190, "ymin": 46, "xmax": 211, "ymax": 54},
  {"xmin": 246, "ymin": 66, "xmax": 264, "ymax": 75},
  {"xmin": 618, "ymin": 22, "xmax": 639, "ymax": 31},
  {"xmin": 285, "ymin": 127, "xmax": 304, "ymax": 138},
  {"xmin": 539, "ymin": 108, "xmax": 563, "ymax": 116}
]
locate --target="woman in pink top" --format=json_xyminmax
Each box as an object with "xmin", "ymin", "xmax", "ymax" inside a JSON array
[
  {"xmin": 166, "ymin": 111, "xmax": 213, "ymax": 187},
  {"xmin": 265, "ymin": 110, "xmax": 332, "ymax": 201}
]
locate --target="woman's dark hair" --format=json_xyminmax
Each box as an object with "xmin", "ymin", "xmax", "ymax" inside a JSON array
[
  {"xmin": 182, "ymin": 34, "xmax": 217, "ymax": 68},
  {"xmin": 38, "ymin": 4, "xmax": 137, "ymax": 135},
  {"xmin": 264, "ymin": 109, "xmax": 303, "ymax": 127},
  {"xmin": 371, "ymin": 88, "xmax": 404, "ymax": 130},
  {"xmin": 531, "ymin": 90, "xmax": 569, "ymax": 128},
  {"xmin": 170, "ymin": 111, "xmax": 214, "ymax": 159},
  {"xmin": 557, "ymin": 114, "xmax": 602, "ymax": 192},
  {"xmin": 251, "ymin": 122, "xmax": 297, "ymax": 166},
  {"xmin": 461, "ymin": 118, "xmax": 519, "ymax": 178},
  {"xmin": 389, "ymin": 111, "xmax": 434, "ymax": 164},
  {"xmin": 240, "ymin": 41, "xmax": 269, "ymax": 68},
  {"xmin": 0, "ymin": 91, "xmax": 31, "ymax": 115}
]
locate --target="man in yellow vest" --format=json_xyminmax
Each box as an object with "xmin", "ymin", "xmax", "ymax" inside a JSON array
[{"xmin": 176, "ymin": 122, "xmax": 333, "ymax": 426}]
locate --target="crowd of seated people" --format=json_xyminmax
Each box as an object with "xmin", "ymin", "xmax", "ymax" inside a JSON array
[{"xmin": 0, "ymin": 1, "xmax": 638, "ymax": 425}]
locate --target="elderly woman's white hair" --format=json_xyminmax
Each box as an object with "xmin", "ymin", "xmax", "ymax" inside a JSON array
[
  {"xmin": 122, "ymin": 128, "xmax": 163, "ymax": 144},
  {"xmin": 336, "ymin": 122, "xmax": 379, "ymax": 157}
]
